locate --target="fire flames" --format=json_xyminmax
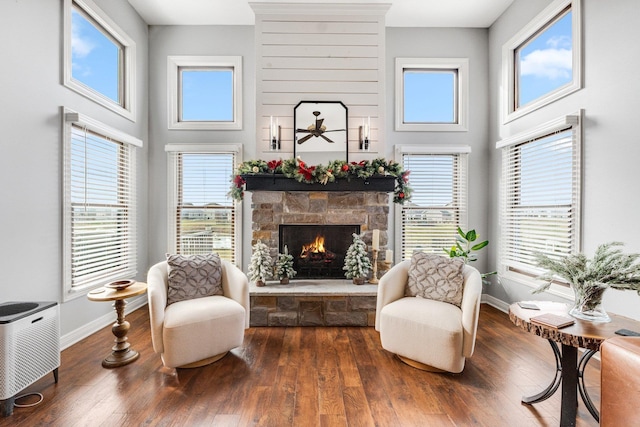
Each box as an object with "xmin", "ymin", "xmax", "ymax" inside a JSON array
[{"xmin": 300, "ymin": 235, "xmax": 326, "ymax": 258}]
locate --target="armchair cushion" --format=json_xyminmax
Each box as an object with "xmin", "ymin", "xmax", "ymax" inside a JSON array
[
  {"xmin": 166, "ymin": 253, "xmax": 223, "ymax": 305},
  {"xmin": 405, "ymin": 252, "xmax": 465, "ymax": 307}
]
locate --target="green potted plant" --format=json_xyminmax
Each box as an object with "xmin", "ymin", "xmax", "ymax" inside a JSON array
[
  {"xmin": 444, "ymin": 227, "xmax": 496, "ymax": 283},
  {"xmin": 275, "ymin": 245, "xmax": 296, "ymax": 284},
  {"xmin": 533, "ymin": 242, "xmax": 640, "ymax": 322}
]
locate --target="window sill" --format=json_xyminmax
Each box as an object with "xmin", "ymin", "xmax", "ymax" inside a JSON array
[{"xmin": 500, "ymin": 270, "xmax": 574, "ymax": 301}]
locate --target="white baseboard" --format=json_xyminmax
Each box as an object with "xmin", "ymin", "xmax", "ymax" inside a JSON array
[
  {"xmin": 60, "ymin": 296, "xmax": 148, "ymax": 351},
  {"xmin": 481, "ymin": 294, "xmax": 510, "ymax": 313}
]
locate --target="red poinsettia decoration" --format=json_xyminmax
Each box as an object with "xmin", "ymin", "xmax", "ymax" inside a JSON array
[
  {"xmin": 267, "ymin": 159, "xmax": 282, "ymax": 171},
  {"xmin": 233, "ymin": 174, "xmax": 245, "ymax": 188},
  {"xmin": 401, "ymin": 170, "xmax": 410, "ymax": 183},
  {"xmin": 298, "ymin": 162, "xmax": 316, "ymax": 181}
]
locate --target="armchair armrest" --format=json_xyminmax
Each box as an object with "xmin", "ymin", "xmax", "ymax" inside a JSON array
[
  {"xmin": 221, "ymin": 260, "xmax": 250, "ymax": 328},
  {"xmin": 460, "ymin": 265, "xmax": 482, "ymax": 358},
  {"xmin": 147, "ymin": 261, "xmax": 168, "ymax": 354},
  {"xmin": 375, "ymin": 260, "xmax": 411, "ymax": 331}
]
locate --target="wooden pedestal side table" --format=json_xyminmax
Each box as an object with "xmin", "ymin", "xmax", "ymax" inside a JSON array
[
  {"xmin": 509, "ymin": 301, "xmax": 640, "ymax": 427},
  {"xmin": 88, "ymin": 282, "xmax": 147, "ymax": 368}
]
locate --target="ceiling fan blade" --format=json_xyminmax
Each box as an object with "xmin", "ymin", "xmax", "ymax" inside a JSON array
[
  {"xmin": 315, "ymin": 118, "xmax": 324, "ymax": 131},
  {"xmin": 297, "ymin": 134, "xmax": 313, "ymax": 144},
  {"xmin": 320, "ymin": 134, "xmax": 335, "ymax": 143},
  {"xmin": 296, "ymin": 128, "xmax": 312, "ymax": 133},
  {"xmin": 323, "ymin": 129, "xmax": 346, "ymax": 132}
]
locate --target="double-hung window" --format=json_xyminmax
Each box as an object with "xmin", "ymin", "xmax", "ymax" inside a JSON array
[
  {"xmin": 63, "ymin": 0, "xmax": 136, "ymax": 120},
  {"xmin": 396, "ymin": 146, "xmax": 470, "ymax": 260},
  {"xmin": 63, "ymin": 109, "xmax": 141, "ymax": 300},
  {"xmin": 497, "ymin": 113, "xmax": 582, "ymax": 287},
  {"xmin": 166, "ymin": 145, "xmax": 242, "ymax": 265}
]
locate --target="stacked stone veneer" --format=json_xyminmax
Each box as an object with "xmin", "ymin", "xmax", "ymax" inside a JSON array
[
  {"xmin": 250, "ymin": 191, "xmax": 390, "ymax": 251},
  {"xmin": 249, "ymin": 190, "xmax": 389, "ymax": 327},
  {"xmin": 250, "ymin": 294, "xmax": 377, "ymax": 327}
]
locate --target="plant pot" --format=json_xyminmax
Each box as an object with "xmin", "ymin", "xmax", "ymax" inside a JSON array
[
  {"xmin": 352, "ymin": 277, "xmax": 365, "ymax": 285},
  {"xmin": 279, "ymin": 277, "xmax": 289, "ymax": 284},
  {"xmin": 569, "ymin": 282, "xmax": 610, "ymax": 322},
  {"xmin": 256, "ymin": 280, "xmax": 265, "ymax": 287}
]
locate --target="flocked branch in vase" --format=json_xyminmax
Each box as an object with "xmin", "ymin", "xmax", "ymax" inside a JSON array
[
  {"xmin": 248, "ymin": 239, "xmax": 273, "ymax": 287},
  {"xmin": 275, "ymin": 245, "xmax": 296, "ymax": 284},
  {"xmin": 343, "ymin": 233, "xmax": 372, "ymax": 285},
  {"xmin": 533, "ymin": 242, "xmax": 640, "ymax": 322}
]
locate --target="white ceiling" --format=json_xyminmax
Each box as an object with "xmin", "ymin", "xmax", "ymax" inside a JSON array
[{"xmin": 127, "ymin": 0, "xmax": 515, "ymax": 28}]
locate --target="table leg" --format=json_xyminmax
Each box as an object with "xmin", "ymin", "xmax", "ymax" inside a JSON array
[
  {"xmin": 522, "ymin": 339, "xmax": 562, "ymax": 404},
  {"xmin": 578, "ymin": 349, "xmax": 599, "ymax": 422},
  {"xmin": 560, "ymin": 344, "xmax": 578, "ymax": 427},
  {"xmin": 102, "ymin": 299, "xmax": 139, "ymax": 368}
]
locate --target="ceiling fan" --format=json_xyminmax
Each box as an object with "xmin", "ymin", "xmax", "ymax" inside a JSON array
[{"xmin": 296, "ymin": 111, "xmax": 345, "ymax": 144}]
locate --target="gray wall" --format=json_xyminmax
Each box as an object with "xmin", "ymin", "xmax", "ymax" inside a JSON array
[
  {"xmin": 147, "ymin": 26, "xmax": 255, "ymax": 269},
  {"xmin": 487, "ymin": 0, "xmax": 640, "ymax": 319},
  {"xmin": 385, "ymin": 27, "xmax": 491, "ymax": 276},
  {"xmin": 1, "ymin": 0, "xmax": 149, "ymax": 336}
]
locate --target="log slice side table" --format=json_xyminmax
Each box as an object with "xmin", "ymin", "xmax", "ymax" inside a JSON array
[{"xmin": 509, "ymin": 301, "xmax": 640, "ymax": 427}]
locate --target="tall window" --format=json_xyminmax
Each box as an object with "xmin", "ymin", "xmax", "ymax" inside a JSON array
[
  {"xmin": 63, "ymin": 0, "xmax": 136, "ymax": 120},
  {"xmin": 167, "ymin": 146, "xmax": 241, "ymax": 264},
  {"xmin": 63, "ymin": 110, "xmax": 141, "ymax": 300},
  {"xmin": 168, "ymin": 56, "xmax": 243, "ymax": 130},
  {"xmin": 498, "ymin": 113, "xmax": 581, "ymax": 282},
  {"xmin": 503, "ymin": 0, "xmax": 581, "ymax": 122},
  {"xmin": 395, "ymin": 58, "xmax": 469, "ymax": 132},
  {"xmin": 397, "ymin": 146, "xmax": 469, "ymax": 260}
]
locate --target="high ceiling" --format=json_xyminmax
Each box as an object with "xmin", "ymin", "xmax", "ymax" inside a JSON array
[{"xmin": 127, "ymin": 0, "xmax": 515, "ymax": 28}]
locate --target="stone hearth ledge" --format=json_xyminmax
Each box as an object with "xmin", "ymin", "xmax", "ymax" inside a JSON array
[{"xmin": 250, "ymin": 279, "xmax": 377, "ymax": 296}]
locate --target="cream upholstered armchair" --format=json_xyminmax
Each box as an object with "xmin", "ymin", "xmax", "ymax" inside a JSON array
[
  {"xmin": 147, "ymin": 259, "xmax": 250, "ymax": 368},
  {"xmin": 375, "ymin": 258, "xmax": 482, "ymax": 373}
]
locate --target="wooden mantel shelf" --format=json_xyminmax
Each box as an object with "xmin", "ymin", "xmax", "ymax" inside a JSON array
[{"xmin": 241, "ymin": 174, "xmax": 396, "ymax": 192}]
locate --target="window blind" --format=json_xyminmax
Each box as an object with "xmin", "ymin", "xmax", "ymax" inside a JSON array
[
  {"xmin": 400, "ymin": 153, "xmax": 468, "ymax": 260},
  {"xmin": 500, "ymin": 127, "xmax": 580, "ymax": 276},
  {"xmin": 65, "ymin": 124, "xmax": 137, "ymax": 290},
  {"xmin": 169, "ymin": 152, "xmax": 237, "ymax": 263}
]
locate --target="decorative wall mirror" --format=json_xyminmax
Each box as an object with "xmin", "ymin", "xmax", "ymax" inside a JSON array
[{"xmin": 294, "ymin": 101, "xmax": 348, "ymax": 164}]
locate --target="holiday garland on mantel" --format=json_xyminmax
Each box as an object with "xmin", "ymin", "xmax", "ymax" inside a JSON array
[{"xmin": 230, "ymin": 157, "xmax": 412, "ymax": 204}]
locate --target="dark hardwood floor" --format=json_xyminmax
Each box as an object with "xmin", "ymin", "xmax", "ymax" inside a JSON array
[{"xmin": 2, "ymin": 304, "xmax": 600, "ymax": 426}]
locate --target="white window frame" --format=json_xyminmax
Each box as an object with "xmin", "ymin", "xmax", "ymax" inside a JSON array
[
  {"xmin": 497, "ymin": 111, "xmax": 582, "ymax": 299},
  {"xmin": 395, "ymin": 58, "xmax": 469, "ymax": 132},
  {"xmin": 165, "ymin": 144, "xmax": 243, "ymax": 267},
  {"xmin": 63, "ymin": 0, "xmax": 137, "ymax": 121},
  {"xmin": 502, "ymin": 0, "xmax": 582, "ymax": 123},
  {"xmin": 62, "ymin": 108, "xmax": 142, "ymax": 301},
  {"xmin": 395, "ymin": 144, "xmax": 471, "ymax": 262},
  {"xmin": 167, "ymin": 56, "xmax": 243, "ymax": 130}
]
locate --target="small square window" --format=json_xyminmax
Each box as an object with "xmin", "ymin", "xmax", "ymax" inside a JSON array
[
  {"xmin": 63, "ymin": 0, "xmax": 136, "ymax": 121},
  {"xmin": 395, "ymin": 58, "xmax": 468, "ymax": 132},
  {"xmin": 168, "ymin": 56, "xmax": 243, "ymax": 130},
  {"xmin": 503, "ymin": 0, "xmax": 581, "ymax": 122}
]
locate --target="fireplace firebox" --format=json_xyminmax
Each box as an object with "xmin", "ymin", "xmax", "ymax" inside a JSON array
[{"xmin": 279, "ymin": 224, "xmax": 361, "ymax": 279}]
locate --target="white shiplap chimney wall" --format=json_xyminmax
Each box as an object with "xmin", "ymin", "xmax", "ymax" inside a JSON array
[{"xmin": 251, "ymin": 2, "xmax": 390, "ymax": 159}]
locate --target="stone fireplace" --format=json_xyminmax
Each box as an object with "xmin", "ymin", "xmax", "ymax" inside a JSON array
[
  {"xmin": 250, "ymin": 191, "xmax": 389, "ymax": 261},
  {"xmin": 248, "ymin": 188, "xmax": 391, "ymax": 327}
]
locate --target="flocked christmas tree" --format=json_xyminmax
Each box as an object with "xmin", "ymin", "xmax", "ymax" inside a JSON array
[
  {"xmin": 248, "ymin": 239, "xmax": 272, "ymax": 286},
  {"xmin": 275, "ymin": 245, "xmax": 297, "ymax": 284},
  {"xmin": 343, "ymin": 233, "xmax": 372, "ymax": 283}
]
